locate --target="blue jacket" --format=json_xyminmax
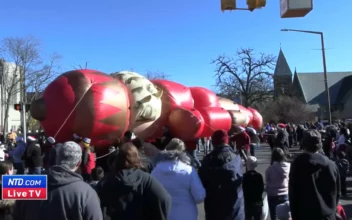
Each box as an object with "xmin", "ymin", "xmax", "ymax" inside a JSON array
[
  {"xmin": 152, "ymin": 151, "xmax": 205, "ymax": 220},
  {"xmin": 9, "ymin": 141, "xmax": 26, "ymax": 163}
]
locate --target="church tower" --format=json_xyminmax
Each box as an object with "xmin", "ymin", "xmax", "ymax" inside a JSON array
[{"xmin": 273, "ymin": 49, "xmax": 293, "ymax": 99}]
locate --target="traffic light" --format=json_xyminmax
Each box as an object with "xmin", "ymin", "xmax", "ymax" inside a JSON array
[
  {"xmin": 14, "ymin": 104, "xmax": 21, "ymax": 111},
  {"xmin": 221, "ymin": 0, "xmax": 237, "ymax": 12},
  {"xmin": 13, "ymin": 103, "xmax": 30, "ymax": 112},
  {"xmin": 247, "ymin": 0, "xmax": 266, "ymax": 11}
]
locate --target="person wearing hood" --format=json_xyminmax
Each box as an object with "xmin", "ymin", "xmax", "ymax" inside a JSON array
[
  {"xmin": 151, "ymin": 138, "xmax": 205, "ymax": 220},
  {"xmin": 13, "ymin": 141, "xmax": 103, "ymax": 220},
  {"xmin": 7, "ymin": 136, "xmax": 26, "ymax": 174},
  {"xmin": 289, "ymin": 130, "xmax": 340, "ymax": 220},
  {"xmin": 265, "ymin": 147, "xmax": 290, "ymax": 220},
  {"xmin": 275, "ymin": 124, "xmax": 290, "ymax": 156},
  {"xmin": 0, "ymin": 161, "xmax": 15, "ymax": 220},
  {"xmin": 199, "ymin": 129, "xmax": 245, "ymax": 220},
  {"xmin": 96, "ymin": 143, "xmax": 171, "ymax": 220},
  {"xmin": 23, "ymin": 136, "xmax": 42, "ymax": 174}
]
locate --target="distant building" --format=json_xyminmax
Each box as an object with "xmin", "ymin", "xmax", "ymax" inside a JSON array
[
  {"xmin": 274, "ymin": 49, "xmax": 352, "ymax": 120},
  {"xmin": 0, "ymin": 59, "xmax": 21, "ymax": 132}
]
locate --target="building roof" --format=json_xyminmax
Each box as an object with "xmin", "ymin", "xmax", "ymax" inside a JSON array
[
  {"xmin": 274, "ymin": 49, "xmax": 292, "ymax": 76},
  {"xmin": 296, "ymin": 71, "xmax": 352, "ymax": 105}
]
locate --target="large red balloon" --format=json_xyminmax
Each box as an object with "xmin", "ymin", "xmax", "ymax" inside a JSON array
[
  {"xmin": 248, "ymin": 107, "xmax": 263, "ymax": 130},
  {"xmin": 32, "ymin": 70, "xmax": 130, "ymax": 147},
  {"xmin": 190, "ymin": 87, "xmax": 219, "ymax": 109},
  {"xmin": 31, "ymin": 69, "xmax": 263, "ymax": 153}
]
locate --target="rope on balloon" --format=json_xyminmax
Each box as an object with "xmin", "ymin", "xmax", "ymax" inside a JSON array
[{"xmin": 53, "ymin": 84, "xmax": 94, "ymax": 139}]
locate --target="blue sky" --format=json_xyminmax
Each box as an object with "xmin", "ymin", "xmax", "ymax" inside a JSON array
[{"xmin": 1, "ymin": 1, "xmax": 351, "ymax": 90}]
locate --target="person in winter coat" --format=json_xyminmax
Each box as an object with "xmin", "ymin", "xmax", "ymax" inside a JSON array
[
  {"xmin": 185, "ymin": 140, "xmax": 202, "ymax": 168},
  {"xmin": 246, "ymin": 127, "xmax": 259, "ymax": 156},
  {"xmin": 323, "ymin": 128, "xmax": 335, "ymax": 159},
  {"xmin": 275, "ymin": 124, "xmax": 290, "ymax": 156},
  {"xmin": 152, "ymin": 138, "xmax": 206, "ymax": 220},
  {"xmin": 265, "ymin": 148, "xmax": 290, "ymax": 220},
  {"xmin": 89, "ymin": 166, "xmax": 104, "ymax": 189},
  {"xmin": 23, "ymin": 136, "xmax": 42, "ymax": 174},
  {"xmin": 199, "ymin": 129, "xmax": 245, "ymax": 220},
  {"xmin": 336, "ymin": 151, "xmax": 349, "ymax": 197},
  {"xmin": 81, "ymin": 138, "xmax": 96, "ymax": 182},
  {"xmin": 242, "ymin": 156, "xmax": 264, "ymax": 220},
  {"xmin": 230, "ymin": 126, "xmax": 251, "ymax": 160},
  {"xmin": 96, "ymin": 143, "xmax": 172, "ymax": 220},
  {"xmin": 7, "ymin": 137, "xmax": 26, "ymax": 174},
  {"xmin": 13, "ymin": 141, "xmax": 103, "ymax": 220},
  {"xmin": 289, "ymin": 130, "xmax": 340, "ymax": 220},
  {"xmin": 0, "ymin": 161, "xmax": 15, "ymax": 220}
]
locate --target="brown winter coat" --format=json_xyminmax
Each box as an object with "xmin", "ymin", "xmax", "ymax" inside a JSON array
[{"xmin": 0, "ymin": 199, "xmax": 15, "ymax": 220}]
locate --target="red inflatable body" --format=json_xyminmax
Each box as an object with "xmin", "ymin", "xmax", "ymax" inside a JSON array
[{"xmin": 30, "ymin": 70, "xmax": 263, "ymax": 152}]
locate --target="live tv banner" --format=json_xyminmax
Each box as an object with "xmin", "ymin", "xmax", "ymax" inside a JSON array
[{"xmin": 2, "ymin": 175, "xmax": 47, "ymax": 200}]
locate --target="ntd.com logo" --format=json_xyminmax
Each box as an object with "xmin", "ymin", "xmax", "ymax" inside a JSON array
[{"xmin": 2, "ymin": 175, "xmax": 47, "ymax": 200}]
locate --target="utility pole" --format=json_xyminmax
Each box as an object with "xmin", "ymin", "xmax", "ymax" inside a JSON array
[
  {"xmin": 21, "ymin": 102, "xmax": 27, "ymax": 143},
  {"xmin": 281, "ymin": 29, "xmax": 332, "ymax": 124},
  {"xmin": 0, "ymin": 60, "xmax": 4, "ymax": 133}
]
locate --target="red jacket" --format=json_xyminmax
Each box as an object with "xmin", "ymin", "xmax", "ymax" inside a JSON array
[
  {"xmin": 231, "ymin": 131, "xmax": 251, "ymax": 151},
  {"xmin": 81, "ymin": 152, "xmax": 96, "ymax": 174}
]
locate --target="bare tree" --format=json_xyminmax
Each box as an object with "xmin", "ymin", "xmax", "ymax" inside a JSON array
[
  {"xmin": 72, "ymin": 62, "xmax": 89, "ymax": 70},
  {"xmin": 144, "ymin": 71, "xmax": 170, "ymax": 80},
  {"xmin": 0, "ymin": 36, "xmax": 61, "ymax": 134},
  {"xmin": 213, "ymin": 48, "xmax": 275, "ymax": 107},
  {"xmin": 262, "ymin": 96, "xmax": 315, "ymax": 123}
]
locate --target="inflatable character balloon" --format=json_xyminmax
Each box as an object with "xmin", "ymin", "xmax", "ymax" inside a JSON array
[{"xmin": 30, "ymin": 69, "xmax": 263, "ymax": 152}]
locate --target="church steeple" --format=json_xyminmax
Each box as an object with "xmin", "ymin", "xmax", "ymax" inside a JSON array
[{"xmin": 274, "ymin": 49, "xmax": 292, "ymax": 76}]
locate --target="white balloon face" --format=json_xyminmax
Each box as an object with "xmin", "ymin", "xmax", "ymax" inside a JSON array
[{"xmin": 111, "ymin": 71, "xmax": 163, "ymax": 130}]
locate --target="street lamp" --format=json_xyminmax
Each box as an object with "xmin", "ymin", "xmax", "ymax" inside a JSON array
[{"xmin": 281, "ymin": 28, "xmax": 332, "ymax": 125}]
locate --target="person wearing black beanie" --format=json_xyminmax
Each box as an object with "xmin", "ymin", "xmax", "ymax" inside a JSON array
[{"xmin": 199, "ymin": 129, "xmax": 245, "ymax": 220}]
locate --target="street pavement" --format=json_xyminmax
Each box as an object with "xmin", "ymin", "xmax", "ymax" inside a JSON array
[{"xmin": 196, "ymin": 144, "xmax": 352, "ymax": 220}]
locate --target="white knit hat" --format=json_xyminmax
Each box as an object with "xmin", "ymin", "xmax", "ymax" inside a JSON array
[
  {"xmin": 246, "ymin": 156, "xmax": 258, "ymax": 170},
  {"xmin": 27, "ymin": 136, "xmax": 36, "ymax": 141},
  {"xmin": 237, "ymin": 126, "xmax": 245, "ymax": 132},
  {"xmin": 83, "ymin": 137, "xmax": 91, "ymax": 144},
  {"xmin": 47, "ymin": 137, "xmax": 56, "ymax": 144}
]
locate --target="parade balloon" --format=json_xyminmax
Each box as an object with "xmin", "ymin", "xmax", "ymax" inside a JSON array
[{"xmin": 30, "ymin": 69, "xmax": 264, "ymax": 152}]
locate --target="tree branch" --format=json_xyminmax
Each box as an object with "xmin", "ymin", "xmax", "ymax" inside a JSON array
[{"xmin": 212, "ymin": 48, "xmax": 275, "ymax": 107}]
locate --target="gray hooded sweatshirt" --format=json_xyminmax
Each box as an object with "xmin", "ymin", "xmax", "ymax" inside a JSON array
[{"xmin": 13, "ymin": 165, "xmax": 103, "ymax": 220}]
